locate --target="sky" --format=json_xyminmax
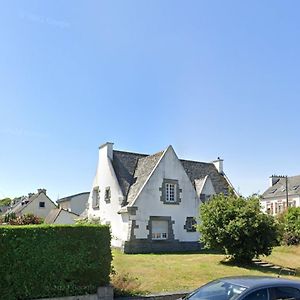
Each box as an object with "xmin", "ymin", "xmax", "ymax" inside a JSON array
[{"xmin": 1, "ymin": 1, "xmax": 300, "ymax": 201}]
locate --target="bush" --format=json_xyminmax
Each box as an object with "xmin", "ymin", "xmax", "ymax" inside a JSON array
[
  {"xmin": 7, "ymin": 213, "xmax": 43, "ymax": 225},
  {"xmin": 198, "ymin": 193, "xmax": 280, "ymax": 263},
  {"xmin": 0, "ymin": 224, "xmax": 111, "ymax": 300},
  {"xmin": 278, "ymin": 207, "xmax": 300, "ymax": 245},
  {"xmin": 111, "ymin": 272, "xmax": 142, "ymax": 297}
]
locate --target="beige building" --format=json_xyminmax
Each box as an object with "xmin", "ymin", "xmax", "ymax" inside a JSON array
[
  {"xmin": 261, "ymin": 175, "xmax": 300, "ymax": 215},
  {"xmin": 8, "ymin": 189, "xmax": 57, "ymax": 219}
]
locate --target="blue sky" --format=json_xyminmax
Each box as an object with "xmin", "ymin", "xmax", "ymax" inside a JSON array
[{"xmin": 1, "ymin": 1, "xmax": 300, "ymax": 201}]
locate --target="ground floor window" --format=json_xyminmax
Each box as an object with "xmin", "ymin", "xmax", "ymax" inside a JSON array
[{"xmin": 151, "ymin": 220, "xmax": 168, "ymax": 240}]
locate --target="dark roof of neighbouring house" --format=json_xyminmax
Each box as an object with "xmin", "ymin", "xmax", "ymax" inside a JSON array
[
  {"xmin": 262, "ymin": 175, "xmax": 300, "ymax": 199},
  {"xmin": 112, "ymin": 148, "xmax": 230, "ymax": 206},
  {"xmin": 44, "ymin": 208, "xmax": 79, "ymax": 224},
  {"xmin": 57, "ymin": 192, "xmax": 90, "ymax": 203}
]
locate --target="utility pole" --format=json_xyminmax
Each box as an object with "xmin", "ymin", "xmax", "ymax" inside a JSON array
[{"xmin": 285, "ymin": 175, "xmax": 289, "ymax": 210}]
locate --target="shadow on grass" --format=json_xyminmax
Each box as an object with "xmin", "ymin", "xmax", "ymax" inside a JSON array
[{"xmin": 220, "ymin": 259, "xmax": 299, "ymax": 277}]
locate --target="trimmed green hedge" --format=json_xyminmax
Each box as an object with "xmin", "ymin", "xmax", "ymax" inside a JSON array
[{"xmin": 0, "ymin": 224, "xmax": 111, "ymax": 300}]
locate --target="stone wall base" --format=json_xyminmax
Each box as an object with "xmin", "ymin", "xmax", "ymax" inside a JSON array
[
  {"xmin": 35, "ymin": 286, "xmax": 113, "ymax": 300},
  {"xmin": 123, "ymin": 239, "xmax": 202, "ymax": 254}
]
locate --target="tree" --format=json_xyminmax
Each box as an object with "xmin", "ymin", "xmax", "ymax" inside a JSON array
[
  {"xmin": 198, "ymin": 192, "xmax": 280, "ymax": 263},
  {"xmin": 0, "ymin": 197, "xmax": 11, "ymax": 207},
  {"xmin": 279, "ymin": 207, "xmax": 300, "ymax": 245}
]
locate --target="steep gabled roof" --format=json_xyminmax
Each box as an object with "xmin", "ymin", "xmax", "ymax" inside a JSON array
[
  {"xmin": 57, "ymin": 192, "xmax": 90, "ymax": 203},
  {"xmin": 262, "ymin": 175, "xmax": 300, "ymax": 199},
  {"xmin": 126, "ymin": 150, "xmax": 164, "ymax": 205},
  {"xmin": 111, "ymin": 148, "xmax": 230, "ymax": 206},
  {"xmin": 180, "ymin": 159, "xmax": 229, "ymax": 194},
  {"xmin": 112, "ymin": 150, "xmax": 147, "ymax": 198},
  {"xmin": 44, "ymin": 208, "xmax": 79, "ymax": 224}
]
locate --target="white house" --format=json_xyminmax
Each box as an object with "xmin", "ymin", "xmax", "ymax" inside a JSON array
[
  {"xmin": 88, "ymin": 142, "xmax": 234, "ymax": 253},
  {"xmin": 261, "ymin": 175, "xmax": 300, "ymax": 215},
  {"xmin": 8, "ymin": 189, "xmax": 57, "ymax": 219},
  {"xmin": 44, "ymin": 208, "xmax": 79, "ymax": 224},
  {"xmin": 56, "ymin": 192, "xmax": 89, "ymax": 215}
]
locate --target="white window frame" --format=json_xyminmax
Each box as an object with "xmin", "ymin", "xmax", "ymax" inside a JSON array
[{"xmin": 165, "ymin": 183, "xmax": 176, "ymax": 203}]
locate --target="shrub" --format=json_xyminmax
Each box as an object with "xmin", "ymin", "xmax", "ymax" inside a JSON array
[
  {"xmin": 111, "ymin": 272, "xmax": 142, "ymax": 296},
  {"xmin": 198, "ymin": 193, "xmax": 280, "ymax": 263},
  {"xmin": 8, "ymin": 213, "xmax": 43, "ymax": 225},
  {"xmin": 279, "ymin": 207, "xmax": 300, "ymax": 245},
  {"xmin": 0, "ymin": 224, "xmax": 111, "ymax": 300}
]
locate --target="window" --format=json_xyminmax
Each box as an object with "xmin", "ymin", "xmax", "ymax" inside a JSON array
[
  {"xmin": 92, "ymin": 187, "xmax": 100, "ymax": 209},
  {"xmin": 165, "ymin": 183, "xmax": 176, "ymax": 202},
  {"xmin": 39, "ymin": 201, "xmax": 45, "ymax": 208},
  {"xmin": 270, "ymin": 287, "xmax": 300, "ymax": 300},
  {"xmin": 160, "ymin": 179, "xmax": 181, "ymax": 204},
  {"xmin": 185, "ymin": 217, "xmax": 197, "ymax": 232},
  {"xmin": 243, "ymin": 288, "xmax": 268, "ymax": 300},
  {"xmin": 105, "ymin": 187, "xmax": 111, "ymax": 203},
  {"xmin": 151, "ymin": 220, "xmax": 168, "ymax": 240}
]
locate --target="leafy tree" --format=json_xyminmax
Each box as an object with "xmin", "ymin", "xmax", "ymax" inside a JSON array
[
  {"xmin": 198, "ymin": 192, "xmax": 280, "ymax": 263},
  {"xmin": 0, "ymin": 198, "xmax": 11, "ymax": 207},
  {"xmin": 278, "ymin": 207, "xmax": 300, "ymax": 245}
]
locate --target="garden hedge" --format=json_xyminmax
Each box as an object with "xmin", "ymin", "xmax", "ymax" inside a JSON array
[{"xmin": 0, "ymin": 224, "xmax": 111, "ymax": 299}]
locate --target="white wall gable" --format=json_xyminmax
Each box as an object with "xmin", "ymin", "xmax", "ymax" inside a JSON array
[
  {"xmin": 88, "ymin": 143, "xmax": 127, "ymax": 247},
  {"xmin": 131, "ymin": 145, "xmax": 200, "ymax": 242}
]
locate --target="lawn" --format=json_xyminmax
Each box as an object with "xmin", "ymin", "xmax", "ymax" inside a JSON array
[
  {"xmin": 264, "ymin": 245, "xmax": 300, "ymax": 272},
  {"xmin": 112, "ymin": 246, "xmax": 300, "ymax": 294}
]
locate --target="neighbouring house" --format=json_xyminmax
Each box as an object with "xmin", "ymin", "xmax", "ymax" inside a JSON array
[
  {"xmin": 87, "ymin": 142, "xmax": 235, "ymax": 253},
  {"xmin": 261, "ymin": 175, "xmax": 300, "ymax": 215},
  {"xmin": 56, "ymin": 192, "xmax": 89, "ymax": 215},
  {"xmin": 44, "ymin": 208, "xmax": 79, "ymax": 224},
  {"xmin": 7, "ymin": 189, "xmax": 57, "ymax": 219}
]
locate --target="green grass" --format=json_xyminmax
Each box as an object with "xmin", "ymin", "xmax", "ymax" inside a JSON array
[
  {"xmin": 263, "ymin": 245, "xmax": 300, "ymax": 272},
  {"xmin": 112, "ymin": 247, "xmax": 300, "ymax": 294}
]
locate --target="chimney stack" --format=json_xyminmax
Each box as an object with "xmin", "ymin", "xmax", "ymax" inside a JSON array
[
  {"xmin": 99, "ymin": 142, "xmax": 114, "ymax": 161},
  {"xmin": 269, "ymin": 175, "xmax": 281, "ymax": 187},
  {"xmin": 37, "ymin": 188, "xmax": 47, "ymax": 195},
  {"xmin": 213, "ymin": 157, "xmax": 224, "ymax": 174}
]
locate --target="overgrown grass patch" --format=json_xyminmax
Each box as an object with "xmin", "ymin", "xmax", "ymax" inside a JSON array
[{"xmin": 112, "ymin": 248, "xmax": 299, "ymax": 294}]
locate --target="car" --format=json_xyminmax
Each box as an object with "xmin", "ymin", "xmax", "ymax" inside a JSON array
[{"xmin": 181, "ymin": 276, "xmax": 300, "ymax": 300}]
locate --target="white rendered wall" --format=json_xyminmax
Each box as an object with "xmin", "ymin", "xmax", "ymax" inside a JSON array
[
  {"xmin": 201, "ymin": 177, "xmax": 216, "ymax": 196},
  {"xmin": 69, "ymin": 193, "xmax": 89, "ymax": 215},
  {"xmin": 54, "ymin": 210, "xmax": 77, "ymax": 224},
  {"xmin": 88, "ymin": 144, "xmax": 128, "ymax": 247},
  {"xmin": 131, "ymin": 146, "xmax": 200, "ymax": 242},
  {"xmin": 261, "ymin": 195, "xmax": 300, "ymax": 215},
  {"xmin": 22, "ymin": 193, "xmax": 56, "ymax": 218}
]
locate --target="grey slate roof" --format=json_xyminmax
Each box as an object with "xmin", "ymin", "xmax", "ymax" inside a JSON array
[
  {"xmin": 112, "ymin": 148, "xmax": 230, "ymax": 206},
  {"xmin": 126, "ymin": 151, "xmax": 164, "ymax": 205},
  {"xmin": 57, "ymin": 192, "xmax": 90, "ymax": 203},
  {"xmin": 262, "ymin": 175, "xmax": 300, "ymax": 199},
  {"xmin": 180, "ymin": 159, "xmax": 229, "ymax": 194},
  {"xmin": 44, "ymin": 208, "xmax": 79, "ymax": 224}
]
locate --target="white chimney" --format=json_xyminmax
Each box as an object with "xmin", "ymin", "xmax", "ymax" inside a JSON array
[
  {"xmin": 99, "ymin": 142, "xmax": 114, "ymax": 161},
  {"xmin": 213, "ymin": 157, "xmax": 224, "ymax": 174},
  {"xmin": 269, "ymin": 175, "xmax": 281, "ymax": 187}
]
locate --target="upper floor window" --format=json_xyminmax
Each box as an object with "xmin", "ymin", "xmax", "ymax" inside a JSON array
[
  {"xmin": 160, "ymin": 179, "xmax": 181, "ymax": 204},
  {"xmin": 39, "ymin": 201, "xmax": 45, "ymax": 208},
  {"xmin": 165, "ymin": 183, "xmax": 176, "ymax": 203},
  {"xmin": 92, "ymin": 187, "xmax": 100, "ymax": 209}
]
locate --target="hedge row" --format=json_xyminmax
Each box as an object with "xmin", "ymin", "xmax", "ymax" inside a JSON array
[{"xmin": 0, "ymin": 224, "xmax": 111, "ymax": 300}]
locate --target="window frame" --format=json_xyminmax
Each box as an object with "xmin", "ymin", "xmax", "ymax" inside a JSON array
[{"xmin": 92, "ymin": 186, "xmax": 100, "ymax": 209}]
